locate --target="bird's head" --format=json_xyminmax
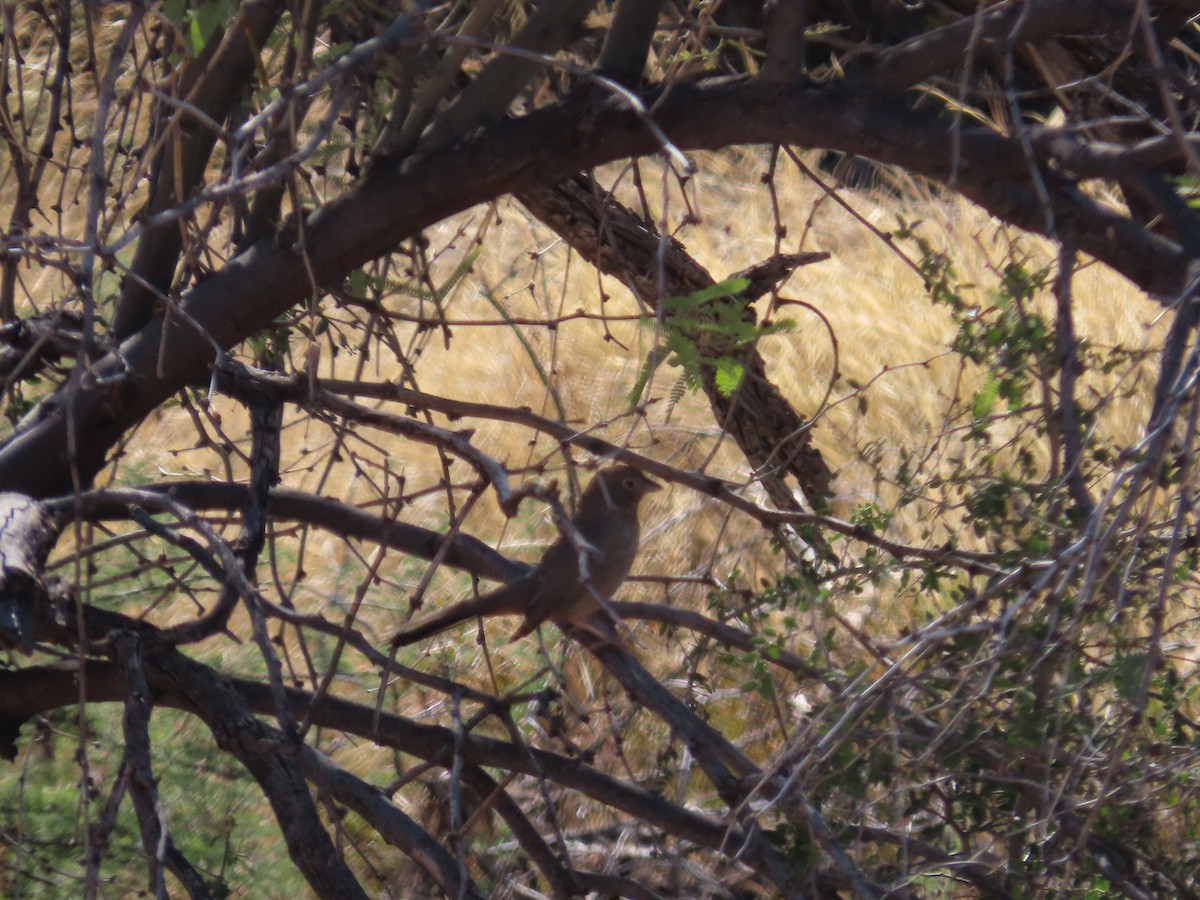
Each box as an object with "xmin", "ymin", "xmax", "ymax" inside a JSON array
[{"xmin": 591, "ymin": 465, "xmax": 661, "ymax": 511}]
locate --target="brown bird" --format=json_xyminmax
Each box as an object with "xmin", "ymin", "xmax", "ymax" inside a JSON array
[{"xmin": 391, "ymin": 466, "xmax": 661, "ymax": 645}]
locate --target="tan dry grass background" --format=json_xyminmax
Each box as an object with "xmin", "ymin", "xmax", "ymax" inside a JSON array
[
  {"xmin": 8, "ymin": 6, "xmax": 1162, "ymax": 614},
  {"xmin": 3, "ymin": 27, "xmax": 1169, "ymax": 698},
  {"xmin": 92, "ymin": 152, "xmax": 1168, "ymax": 696},
  {"xmin": 2, "ymin": 26, "xmax": 1179, "ymax": 886},
  {"xmin": 5, "ymin": 9, "xmax": 1164, "ymax": 531},
  {"xmin": 2, "ymin": 12, "xmax": 1189, "ymax": 894}
]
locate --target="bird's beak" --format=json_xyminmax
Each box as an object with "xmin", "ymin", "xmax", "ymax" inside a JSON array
[{"xmin": 644, "ymin": 477, "xmax": 663, "ymax": 493}]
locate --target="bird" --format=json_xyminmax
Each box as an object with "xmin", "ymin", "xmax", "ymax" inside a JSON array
[{"xmin": 391, "ymin": 466, "xmax": 661, "ymax": 645}]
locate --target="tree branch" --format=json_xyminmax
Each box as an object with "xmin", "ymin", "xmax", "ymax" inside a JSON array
[
  {"xmin": 0, "ymin": 654, "xmax": 842, "ymax": 892},
  {"xmin": 2, "ymin": 9, "xmax": 1189, "ymax": 499}
]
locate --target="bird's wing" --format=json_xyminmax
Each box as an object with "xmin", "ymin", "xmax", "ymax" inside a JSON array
[{"xmin": 391, "ymin": 581, "xmax": 528, "ymax": 646}]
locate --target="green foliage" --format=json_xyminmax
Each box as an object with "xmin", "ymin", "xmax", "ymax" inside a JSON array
[
  {"xmin": 0, "ymin": 377, "xmax": 47, "ymax": 436},
  {"xmin": 394, "ymin": 247, "xmax": 481, "ymax": 303},
  {"xmin": 913, "ymin": 237, "xmax": 1054, "ymax": 430},
  {"xmin": 162, "ymin": 0, "xmax": 239, "ymax": 58},
  {"xmin": 0, "ymin": 707, "xmax": 306, "ymax": 898},
  {"xmin": 850, "ymin": 502, "xmax": 890, "ymax": 532},
  {"xmin": 7, "ymin": 0, "xmax": 1198, "ymax": 893},
  {"xmin": 628, "ymin": 278, "xmax": 794, "ymax": 407},
  {"xmin": 723, "ymin": 229, "xmax": 1200, "ymax": 894}
]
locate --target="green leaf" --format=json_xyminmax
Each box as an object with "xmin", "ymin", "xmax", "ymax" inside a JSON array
[
  {"xmin": 185, "ymin": 17, "xmax": 205, "ymax": 55},
  {"xmin": 714, "ymin": 357, "xmax": 745, "ymax": 396},
  {"xmin": 662, "ymin": 277, "xmax": 750, "ymax": 313},
  {"xmin": 627, "ymin": 352, "xmax": 659, "ymax": 407},
  {"xmin": 163, "ymin": 0, "xmax": 187, "ymax": 25},
  {"xmin": 193, "ymin": 3, "xmax": 219, "ymax": 50},
  {"xmin": 973, "ymin": 375, "xmax": 1000, "ymax": 419}
]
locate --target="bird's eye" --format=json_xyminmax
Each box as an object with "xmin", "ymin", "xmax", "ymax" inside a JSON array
[{"xmin": 625, "ymin": 477, "xmax": 636, "ymax": 488}]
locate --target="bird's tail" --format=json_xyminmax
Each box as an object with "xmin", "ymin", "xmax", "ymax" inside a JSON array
[{"xmin": 390, "ymin": 587, "xmax": 523, "ymax": 646}]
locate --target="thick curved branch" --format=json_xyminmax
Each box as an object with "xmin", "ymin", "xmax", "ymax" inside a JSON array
[
  {"xmin": 595, "ymin": 0, "xmax": 664, "ymax": 86},
  {"xmin": 1, "ymin": 11, "xmax": 1189, "ymax": 497},
  {"xmin": 0, "ymin": 655, "xmax": 838, "ymax": 892},
  {"xmin": 858, "ymin": 0, "xmax": 1133, "ymax": 96},
  {"xmin": 110, "ymin": 1, "xmax": 286, "ymax": 339},
  {"xmin": 0, "ymin": 493, "xmax": 53, "ymax": 651},
  {"xmin": 418, "ymin": 0, "xmax": 599, "ymax": 151},
  {"xmin": 147, "ymin": 652, "xmax": 370, "ymax": 898},
  {"xmin": 516, "ymin": 175, "xmax": 834, "ymax": 511},
  {"xmin": 298, "ymin": 744, "xmax": 486, "ymax": 899},
  {"xmin": 67, "ymin": 479, "xmax": 527, "ymax": 583}
]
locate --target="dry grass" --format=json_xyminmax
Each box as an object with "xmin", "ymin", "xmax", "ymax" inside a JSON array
[
  {"xmin": 91, "ymin": 150, "xmax": 1170, "ymax": 663},
  {"xmin": 1, "ymin": 11, "xmax": 1166, "ymax": 613},
  {"xmin": 2, "ymin": 17, "xmax": 1189, "ymax": 895}
]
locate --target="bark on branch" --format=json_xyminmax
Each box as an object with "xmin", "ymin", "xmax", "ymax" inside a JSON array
[{"xmin": 0, "ymin": 6, "xmax": 1189, "ymax": 504}]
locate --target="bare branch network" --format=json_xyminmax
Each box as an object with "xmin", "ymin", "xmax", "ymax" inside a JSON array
[{"xmin": 1, "ymin": 0, "xmax": 1199, "ymax": 897}]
